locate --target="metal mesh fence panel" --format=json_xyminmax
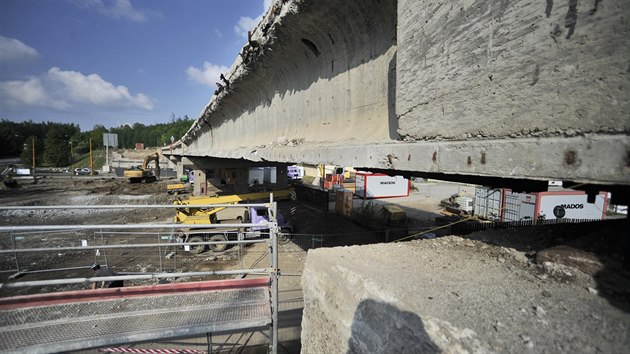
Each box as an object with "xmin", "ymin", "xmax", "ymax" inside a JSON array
[
  {"xmin": 1, "ymin": 229, "xmax": 94, "ymax": 275},
  {"xmin": 92, "ymin": 231, "xmax": 178, "ymax": 273}
]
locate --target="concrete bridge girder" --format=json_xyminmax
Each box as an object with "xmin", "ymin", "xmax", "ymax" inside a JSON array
[{"xmin": 163, "ymin": 0, "xmax": 630, "ymax": 193}]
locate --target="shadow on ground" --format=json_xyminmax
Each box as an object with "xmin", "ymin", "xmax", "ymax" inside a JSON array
[{"xmin": 347, "ymin": 299, "xmax": 438, "ymax": 353}]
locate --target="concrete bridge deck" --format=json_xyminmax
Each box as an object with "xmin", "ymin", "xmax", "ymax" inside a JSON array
[{"xmin": 163, "ymin": 0, "xmax": 630, "ymax": 199}]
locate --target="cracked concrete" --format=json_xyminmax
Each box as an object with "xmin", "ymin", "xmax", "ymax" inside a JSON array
[
  {"xmin": 397, "ymin": 0, "xmax": 630, "ymax": 142},
  {"xmin": 164, "ymin": 0, "xmax": 630, "ymax": 186}
]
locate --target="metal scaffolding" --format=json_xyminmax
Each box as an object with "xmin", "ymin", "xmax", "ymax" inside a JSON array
[{"xmin": 0, "ymin": 199, "xmax": 281, "ymax": 353}]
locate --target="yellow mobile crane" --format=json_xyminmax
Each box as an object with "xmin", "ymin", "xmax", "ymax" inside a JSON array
[
  {"xmin": 124, "ymin": 152, "xmax": 160, "ymax": 183},
  {"xmin": 174, "ymin": 189, "xmax": 295, "ymax": 253}
]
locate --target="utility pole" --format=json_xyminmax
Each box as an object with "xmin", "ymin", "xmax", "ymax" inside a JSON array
[
  {"xmin": 70, "ymin": 140, "xmax": 74, "ymax": 176},
  {"xmin": 31, "ymin": 137, "xmax": 36, "ymax": 173},
  {"xmin": 89, "ymin": 137, "xmax": 94, "ymax": 176}
]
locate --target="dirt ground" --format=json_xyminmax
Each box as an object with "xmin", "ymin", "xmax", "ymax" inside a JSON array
[
  {"xmin": 1, "ymin": 176, "xmax": 629, "ymax": 353},
  {"xmin": 0, "ymin": 176, "xmax": 370, "ymax": 298}
]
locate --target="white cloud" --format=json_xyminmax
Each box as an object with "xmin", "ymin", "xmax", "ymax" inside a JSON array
[
  {"xmin": 0, "ymin": 36, "xmax": 39, "ymax": 61},
  {"xmin": 214, "ymin": 28, "xmax": 224, "ymax": 38},
  {"xmin": 70, "ymin": 0, "xmax": 160, "ymax": 23},
  {"xmin": 186, "ymin": 62, "xmax": 229, "ymax": 88},
  {"xmin": 234, "ymin": 0, "xmax": 273, "ymax": 39},
  {"xmin": 0, "ymin": 67, "xmax": 154, "ymax": 112},
  {"xmin": 0, "ymin": 77, "xmax": 69, "ymax": 109}
]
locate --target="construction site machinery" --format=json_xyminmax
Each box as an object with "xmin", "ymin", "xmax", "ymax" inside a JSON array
[
  {"xmin": 123, "ymin": 152, "xmax": 160, "ymax": 183},
  {"xmin": 1, "ymin": 165, "xmax": 18, "ymax": 188},
  {"xmin": 1, "ymin": 165, "xmax": 33, "ymax": 188},
  {"xmin": 167, "ymin": 183, "xmax": 189, "ymax": 195},
  {"xmin": 174, "ymin": 189, "xmax": 295, "ymax": 254},
  {"xmin": 382, "ymin": 205, "xmax": 407, "ymax": 226}
]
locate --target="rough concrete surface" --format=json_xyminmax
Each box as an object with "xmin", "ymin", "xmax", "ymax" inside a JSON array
[
  {"xmin": 185, "ymin": 0, "xmax": 397, "ymax": 153},
  {"xmin": 164, "ymin": 0, "xmax": 630, "ymax": 186},
  {"xmin": 301, "ymin": 233, "xmax": 630, "ymax": 353},
  {"xmin": 397, "ymin": 0, "xmax": 630, "ymax": 141}
]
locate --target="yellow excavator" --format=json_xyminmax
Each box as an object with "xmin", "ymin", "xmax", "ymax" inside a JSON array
[{"xmin": 123, "ymin": 152, "xmax": 160, "ymax": 183}]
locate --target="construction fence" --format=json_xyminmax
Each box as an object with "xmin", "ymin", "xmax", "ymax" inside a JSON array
[
  {"xmin": 451, "ymin": 218, "xmax": 605, "ymax": 235},
  {"xmin": 1, "ymin": 229, "xmax": 179, "ymax": 279},
  {"xmin": 0, "ymin": 202, "xmax": 284, "ymax": 354}
]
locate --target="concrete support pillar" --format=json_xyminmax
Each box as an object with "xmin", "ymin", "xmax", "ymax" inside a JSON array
[
  {"xmin": 234, "ymin": 168, "xmax": 249, "ymax": 194},
  {"xmin": 193, "ymin": 169, "xmax": 208, "ymax": 196},
  {"xmin": 176, "ymin": 161, "xmax": 184, "ymax": 181},
  {"xmin": 276, "ymin": 166, "xmax": 288, "ymax": 188}
]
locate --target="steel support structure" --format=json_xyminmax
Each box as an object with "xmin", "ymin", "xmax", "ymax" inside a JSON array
[{"xmin": 0, "ymin": 200, "xmax": 280, "ymax": 353}]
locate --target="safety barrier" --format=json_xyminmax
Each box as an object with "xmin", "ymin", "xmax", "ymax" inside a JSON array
[{"xmin": 0, "ymin": 200, "xmax": 281, "ymax": 354}]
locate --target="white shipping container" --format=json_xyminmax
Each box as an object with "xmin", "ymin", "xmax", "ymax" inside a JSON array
[
  {"xmin": 263, "ymin": 167, "xmax": 277, "ymax": 184},
  {"xmin": 502, "ymin": 190, "xmax": 607, "ymax": 221},
  {"xmin": 537, "ymin": 192, "xmax": 607, "ymax": 220},
  {"xmin": 248, "ymin": 167, "xmax": 265, "ymax": 185},
  {"xmin": 355, "ymin": 173, "xmax": 409, "ymax": 199},
  {"xmin": 502, "ymin": 191, "xmax": 537, "ymax": 222},
  {"xmin": 474, "ymin": 187, "xmax": 503, "ymax": 221},
  {"xmin": 475, "ymin": 188, "xmax": 608, "ymax": 222}
]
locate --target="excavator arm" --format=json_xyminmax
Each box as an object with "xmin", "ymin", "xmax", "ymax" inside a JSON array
[
  {"xmin": 124, "ymin": 152, "xmax": 160, "ymax": 183},
  {"xmin": 142, "ymin": 153, "xmax": 160, "ymax": 177}
]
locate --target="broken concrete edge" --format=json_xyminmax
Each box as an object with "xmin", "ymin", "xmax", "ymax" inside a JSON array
[
  {"xmin": 163, "ymin": 134, "xmax": 630, "ymax": 186},
  {"xmin": 181, "ymin": 0, "xmax": 298, "ymax": 145}
]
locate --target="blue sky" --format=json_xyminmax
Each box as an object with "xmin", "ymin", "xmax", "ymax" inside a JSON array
[{"xmin": 0, "ymin": 0, "xmax": 271, "ymax": 131}]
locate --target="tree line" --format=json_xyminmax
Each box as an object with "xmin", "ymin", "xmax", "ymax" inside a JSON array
[{"xmin": 0, "ymin": 115, "xmax": 193, "ymax": 167}]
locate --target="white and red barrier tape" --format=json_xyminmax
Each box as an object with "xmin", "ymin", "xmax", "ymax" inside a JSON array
[{"xmin": 100, "ymin": 348, "xmax": 206, "ymax": 354}]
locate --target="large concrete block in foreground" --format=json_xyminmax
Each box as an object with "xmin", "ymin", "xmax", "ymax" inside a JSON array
[{"xmin": 300, "ymin": 238, "xmax": 629, "ymax": 353}]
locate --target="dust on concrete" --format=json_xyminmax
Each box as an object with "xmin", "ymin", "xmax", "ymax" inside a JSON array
[{"xmin": 301, "ymin": 219, "xmax": 630, "ymax": 353}]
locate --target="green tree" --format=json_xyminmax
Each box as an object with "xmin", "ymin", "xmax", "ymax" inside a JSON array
[
  {"xmin": 20, "ymin": 136, "xmax": 44, "ymax": 167},
  {"xmin": 0, "ymin": 120, "xmax": 23, "ymax": 157},
  {"xmin": 43, "ymin": 128, "xmax": 70, "ymax": 167}
]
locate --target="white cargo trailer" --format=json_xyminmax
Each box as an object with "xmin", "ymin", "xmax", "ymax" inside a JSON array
[
  {"xmin": 501, "ymin": 191, "xmax": 608, "ymax": 222},
  {"xmin": 355, "ymin": 172, "xmax": 409, "ymax": 199},
  {"xmin": 475, "ymin": 188, "xmax": 608, "ymax": 222}
]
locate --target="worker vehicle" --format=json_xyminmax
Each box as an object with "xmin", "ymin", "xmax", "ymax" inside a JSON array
[
  {"xmin": 123, "ymin": 152, "xmax": 160, "ymax": 183},
  {"xmin": 74, "ymin": 167, "xmax": 96, "ymax": 176},
  {"xmin": 167, "ymin": 183, "xmax": 189, "ymax": 195},
  {"xmin": 174, "ymin": 189, "xmax": 294, "ymax": 254}
]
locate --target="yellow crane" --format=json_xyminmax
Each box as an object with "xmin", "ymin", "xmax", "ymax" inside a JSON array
[
  {"xmin": 173, "ymin": 188, "xmax": 295, "ymax": 253},
  {"xmin": 173, "ymin": 189, "xmax": 294, "ymax": 224}
]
